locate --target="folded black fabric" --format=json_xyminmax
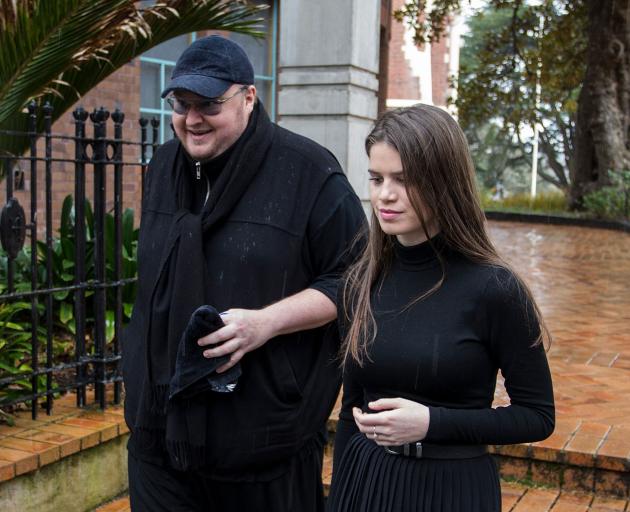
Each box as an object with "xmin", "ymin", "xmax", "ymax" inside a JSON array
[{"xmin": 169, "ymin": 305, "xmax": 241, "ymax": 401}]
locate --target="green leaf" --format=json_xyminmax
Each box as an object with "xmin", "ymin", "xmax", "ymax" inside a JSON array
[
  {"xmin": 84, "ymin": 200, "xmax": 94, "ymax": 241},
  {"xmin": 60, "ymin": 195, "xmax": 74, "ymax": 239},
  {"xmin": 0, "ymin": 0, "xmax": 267, "ymax": 164},
  {"xmin": 0, "ymin": 361, "xmax": 19, "ymax": 373},
  {"xmin": 53, "ymin": 291, "xmax": 69, "ymax": 301},
  {"xmin": 122, "ymin": 208, "xmax": 135, "ymax": 254},
  {"xmin": 0, "ymin": 321, "xmax": 25, "ymax": 331},
  {"xmin": 66, "ymin": 318, "xmax": 76, "ymax": 335},
  {"xmin": 60, "ymin": 302, "xmax": 73, "ymax": 324},
  {"xmin": 60, "ymin": 237, "xmax": 74, "ymax": 262},
  {"xmin": 36, "ymin": 240, "xmax": 49, "ymax": 264},
  {"xmin": 105, "ymin": 310, "xmax": 115, "ymax": 343}
]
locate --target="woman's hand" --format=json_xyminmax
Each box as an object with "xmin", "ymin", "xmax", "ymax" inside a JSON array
[{"xmin": 352, "ymin": 398, "xmax": 430, "ymax": 446}]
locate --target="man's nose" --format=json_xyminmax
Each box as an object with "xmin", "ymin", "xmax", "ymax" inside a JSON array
[{"xmin": 185, "ymin": 106, "xmax": 205, "ymax": 124}]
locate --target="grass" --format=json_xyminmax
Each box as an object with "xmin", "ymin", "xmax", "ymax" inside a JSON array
[{"xmin": 481, "ymin": 190, "xmax": 575, "ymax": 216}]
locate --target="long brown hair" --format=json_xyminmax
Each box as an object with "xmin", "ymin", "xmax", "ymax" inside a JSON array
[{"xmin": 341, "ymin": 104, "xmax": 549, "ymax": 366}]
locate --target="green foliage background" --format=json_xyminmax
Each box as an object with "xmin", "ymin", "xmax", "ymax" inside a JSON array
[{"xmin": 0, "ymin": 196, "xmax": 138, "ymax": 406}]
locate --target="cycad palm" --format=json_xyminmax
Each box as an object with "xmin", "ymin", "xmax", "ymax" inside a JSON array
[{"xmin": 0, "ymin": 0, "xmax": 266, "ymax": 164}]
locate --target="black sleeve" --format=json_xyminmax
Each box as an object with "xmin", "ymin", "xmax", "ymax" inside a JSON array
[
  {"xmin": 425, "ymin": 270, "xmax": 555, "ymax": 445},
  {"xmin": 305, "ymin": 173, "xmax": 367, "ymax": 303}
]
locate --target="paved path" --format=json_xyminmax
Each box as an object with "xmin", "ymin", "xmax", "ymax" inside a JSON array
[
  {"xmin": 490, "ymin": 221, "xmax": 630, "ymax": 369},
  {"xmin": 489, "ymin": 221, "xmax": 630, "ymax": 466}
]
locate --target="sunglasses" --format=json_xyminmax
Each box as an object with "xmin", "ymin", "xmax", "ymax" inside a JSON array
[{"xmin": 166, "ymin": 86, "xmax": 248, "ymax": 116}]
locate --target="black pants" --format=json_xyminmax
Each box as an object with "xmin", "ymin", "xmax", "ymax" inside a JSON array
[{"xmin": 128, "ymin": 444, "xmax": 325, "ymax": 512}]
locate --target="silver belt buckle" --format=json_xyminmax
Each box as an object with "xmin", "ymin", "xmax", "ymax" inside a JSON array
[{"xmin": 385, "ymin": 443, "xmax": 422, "ymax": 458}]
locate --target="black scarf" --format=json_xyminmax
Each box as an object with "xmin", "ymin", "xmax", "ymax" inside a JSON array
[{"xmin": 133, "ymin": 102, "xmax": 275, "ymax": 470}]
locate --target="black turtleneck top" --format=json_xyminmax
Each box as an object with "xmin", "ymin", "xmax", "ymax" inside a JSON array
[{"xmin": 334, "ymin": 236, "xmax": 555, "ymax": 467}]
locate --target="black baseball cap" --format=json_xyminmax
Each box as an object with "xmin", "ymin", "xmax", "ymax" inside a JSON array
[{"xmin": 161, "ymin": 35, "xmax": 254, "ymax": 99}]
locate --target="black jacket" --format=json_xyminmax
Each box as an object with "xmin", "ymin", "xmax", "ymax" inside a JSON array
[{"xmin": 123, "ymin": 114, "xmax": 366, "ymax": 480}]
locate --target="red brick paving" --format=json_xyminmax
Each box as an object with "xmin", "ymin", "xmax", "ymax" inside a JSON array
[
  {"xmin": 485, "ymin": 221, "xmax": 630, "ymax": 506},
  {"xmin": 501, "ymin": 484, "xmax": 630, "ymax": 511},
  {"xmin": 0, "ymin": 392, "xmax": 126, "ymax": 483},
  {"xmin": 489, "ymin": 222, "xmax": 630, "ymax": 370},
  {"xmin": 95, "ymin": 481, "xmax": 630, "ymax": 512},
  {"xmin": 489, "ymin": 222, "xmax": 630, "ymax": 473}
]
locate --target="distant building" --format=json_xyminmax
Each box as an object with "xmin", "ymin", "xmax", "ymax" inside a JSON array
[{"xmin": 385, "ymin": 0, "xmax": 461, "ymax": 110}]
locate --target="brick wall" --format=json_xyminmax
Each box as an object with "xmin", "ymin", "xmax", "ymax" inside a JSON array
[
  {"xmin": 386, "ymin": 0, "xmax": 420, "ymax": 101},
  {"xmin": 385, "ymin": 0, "xmax": 454, "ymax": 106},
  {"xmin": 431, "ymin": 26, "xmax": 451, "ymax": 107}
]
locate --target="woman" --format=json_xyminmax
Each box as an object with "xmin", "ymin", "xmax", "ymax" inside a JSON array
[{"xmin": 327, "ymin": 105, "xmax": 554, "ymax": 512}]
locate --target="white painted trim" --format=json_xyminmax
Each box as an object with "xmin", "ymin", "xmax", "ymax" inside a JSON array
[
  {"xmin": 386, "ymin": 100, "xmax": 457, "ymax": 115},
  {"xmin": 386, "ymin": 99, "xmax": 428, "ymax": 108}
]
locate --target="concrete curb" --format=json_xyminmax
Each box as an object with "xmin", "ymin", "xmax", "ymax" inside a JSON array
[{"xmin": 485, "ymin": 210, "xmax": 630, "ymax": 233}]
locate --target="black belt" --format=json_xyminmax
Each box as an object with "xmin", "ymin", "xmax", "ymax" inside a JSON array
[{"xmin": 383, "ymin": 442, "xmax": 487, "ymax": 460}]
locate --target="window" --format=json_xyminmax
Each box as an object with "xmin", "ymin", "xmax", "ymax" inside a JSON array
[{"xmin": 139, "ymin": 1, "xmax": 277, "ymax": 144}]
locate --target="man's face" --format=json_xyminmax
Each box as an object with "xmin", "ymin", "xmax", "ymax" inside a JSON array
[{"xmin": 171, "ymin": 84, "xmax": 256, "ymax": 162}]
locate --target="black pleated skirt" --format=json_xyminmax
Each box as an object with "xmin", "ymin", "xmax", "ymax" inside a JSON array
[{"xmin": 327, "ymin": 434, "xmax": 501, "ymax": 512}]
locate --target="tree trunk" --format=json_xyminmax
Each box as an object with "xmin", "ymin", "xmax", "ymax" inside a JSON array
[{"xmin": 572, "ymin": 0, "xmax": 630, "ymax": 207}]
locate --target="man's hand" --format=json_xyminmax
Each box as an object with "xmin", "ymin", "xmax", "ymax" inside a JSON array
[
  {"xmin": 352, "ymin": 398, "xmax": 430, "ymax": 446},
  {"xmin": 197, "ymin": 308, "xmax": 275, "ymax": 373},
  {"xmin": 197, "ymin": 288, "xmax": 337, "ymax": 373}
]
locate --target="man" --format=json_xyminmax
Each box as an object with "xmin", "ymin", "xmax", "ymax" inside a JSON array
[{"xmin": 122, "ymin": 35, "xmax": 365, "ymax": 511}]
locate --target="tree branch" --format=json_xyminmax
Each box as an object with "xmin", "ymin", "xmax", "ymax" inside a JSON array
[
  {"xmin": 539, "ymin": 132, "xmax": 569, "ymax": 187},
  {"xmin": 537, "ymin": 168, "xmax": 565, "ymax": 189}
]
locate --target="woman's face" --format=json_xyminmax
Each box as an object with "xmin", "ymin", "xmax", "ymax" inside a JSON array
[{"xmin": 368, "ymin": 142, "xmax": 437, "ymax": 246}]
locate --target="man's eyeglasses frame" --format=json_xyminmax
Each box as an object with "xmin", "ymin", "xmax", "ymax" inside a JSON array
[{"xmin": 166, "ymin": 86, "xmax": 249, "ymax": 116}]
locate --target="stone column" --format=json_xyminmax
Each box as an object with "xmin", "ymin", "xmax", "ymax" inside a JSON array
[{"xmin": 277, "ymin": 0, "xmax": 381, "ymax": 209}]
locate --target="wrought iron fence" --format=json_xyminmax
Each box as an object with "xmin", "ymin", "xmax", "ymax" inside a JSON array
[{"xmin": 0, "ymin": 102, "xmax": 160, "ymax": 418}]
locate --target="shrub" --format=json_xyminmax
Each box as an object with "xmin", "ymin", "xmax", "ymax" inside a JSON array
[
  {"xmin": 34, "ymin": 195, "xmax": 139, "ymax": 340},
  {"xmin": 582, "ymin": 170, "xmax": 630, "ymax": 220},
  {"xmin": 0, "ymin": 301, "xmax": 47, "ymax": 406},
  {"xmin": 0, "ymin": 195, "xmax": 138, "ymax": 408}
]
